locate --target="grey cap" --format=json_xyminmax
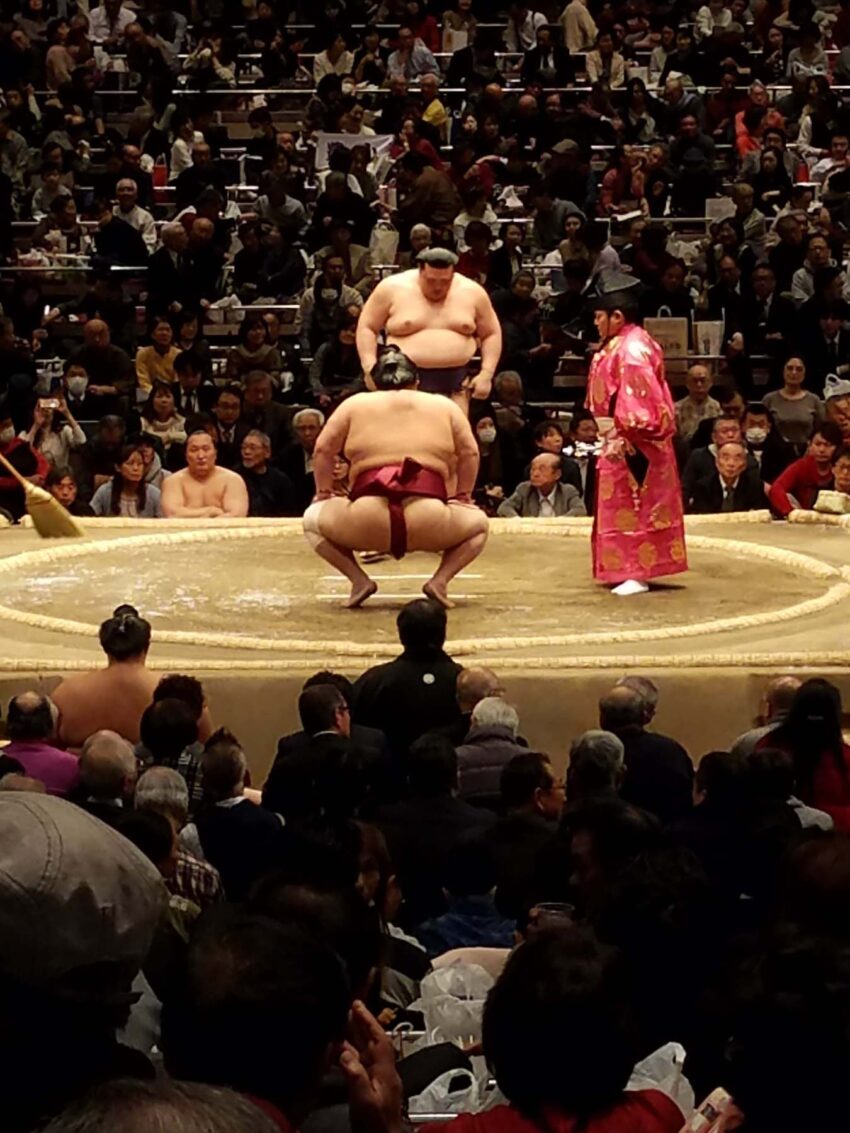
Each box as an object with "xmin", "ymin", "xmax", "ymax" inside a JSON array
[
  {"xmin": 0, "ymin": 794, "xmax": 166, "ymax": 993},
  {"xmin": 824, "ymin": 373, "xmax": 850, "ymax": 401},
  {"xmin": 416, "ymin": 247, "xmax": 458, "ymax": 268}
]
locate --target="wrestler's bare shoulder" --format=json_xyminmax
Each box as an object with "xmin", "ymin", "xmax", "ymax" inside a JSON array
[
  {"xmin": 346, "ymin": 389, "xmax": 456, "ymax": 413},
  {"xmin": 374, "ymin": 269, "xmax": 420, "ymax": 294}
]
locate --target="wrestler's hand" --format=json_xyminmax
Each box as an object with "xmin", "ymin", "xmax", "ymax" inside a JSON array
[
  {"xmin": 312, "ymin": 489, "xmax": 333, "ymax": 502},
  {"xmin": 450, "ymin": 492, "xmax": 479, "ymax": 509},
  {"xmin": 469, "ymin": 374, "xmax": 492, "ymax": 400}
]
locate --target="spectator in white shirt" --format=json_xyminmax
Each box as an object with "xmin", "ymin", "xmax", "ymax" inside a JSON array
[
  {"xmin": 169, "ymin": 115, "xmax": 196, "ymax": 182},
  {"xmin": 114, "ymin": 178, "xmax": 157, "ymax": 253},
  {"xmin": 811, "ymin": 134, "xmax": 850, "ymax": 186},
  {"xmin": 504, "ymin": 1, "xmax": 547, "ymax": 52},
  {"xmin": 88, "ymin": 0, "xmax": 136, "ymax": 45},
  {"xmin": 694, "ymin": 0, "xmax": 732, "ymax": 43},
  {"xmin": 313, "ymin": 32, "xmax": 355, "ymax": 83}
]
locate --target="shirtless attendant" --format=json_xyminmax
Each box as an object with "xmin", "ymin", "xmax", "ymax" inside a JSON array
[
  {"xmin": 356, "ymin": 248, "xmax": 502, "ymax": 408},
  {"xmin": 161, "ymin": 431, "xmax": 249, "ymax": 518},
  {"xmin": 303, "ymin": 348, "xmax": 488, "ymax": 608}
]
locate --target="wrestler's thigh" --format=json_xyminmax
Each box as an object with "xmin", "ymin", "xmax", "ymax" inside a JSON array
[
  {"xmin": 404, "ymin": 499, "xmax": 488, "ymax": 552},
  {"xmin": 316, "ymin": 497, "xmax": 392, "ymax": 551}
]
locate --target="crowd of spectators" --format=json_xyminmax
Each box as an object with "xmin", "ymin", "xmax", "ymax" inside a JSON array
[
  {"xmin": 5, "ymin": 0, "xmax": 850, "ymax": 520},
  {"xmin": 3, "ymin": 597, "xmax": 850, "ymax": 1131}
]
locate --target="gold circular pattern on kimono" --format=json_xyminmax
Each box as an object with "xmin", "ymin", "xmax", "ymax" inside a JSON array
[
  {"xmin": 0, "ymin": 514, "xmax": 848, "ymax": 668},
  {"xmin": 637, "ymin": 541, "xmax": 659, "ymax": 570},
  {"xmin": 599, "ymin": 476, "xmax": 616, "ymax": 502},
  {"xmin": 615, "ymin": 508, "xmax": 639, "ymax": 534},
  {"xmin": 651, "ymin": 504, "xmax": 673, "ymax": 531}
]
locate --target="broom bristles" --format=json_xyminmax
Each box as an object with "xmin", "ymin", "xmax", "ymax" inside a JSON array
[
  {"xmin": 0, "ymin": 450, "xmax": 84, "ymax": 538},
  {"xmin": 24, "ymin": 483, "xmax": 85, "ymax": 538}
]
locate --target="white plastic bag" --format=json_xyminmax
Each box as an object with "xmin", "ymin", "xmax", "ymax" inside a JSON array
[
  {"xmin": 408, "ymin": 1069, "xmax": 480, "ymax": 1116},
  {"xmin": 626, "ymin": 1041, "xmax": 694, "ymax": 1120},
  {"xmin": 409, "ymin": 963, "xmax": 494, "ymax": 1047},
  {"xmin": 369, "ymin": 222, "xmax": 400, "ymax": 266}
]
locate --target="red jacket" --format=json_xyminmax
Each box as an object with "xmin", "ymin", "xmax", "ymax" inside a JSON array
[
  {"xmin": 767, "ymin": 453, "xmax": 832, "ymax": 517},
  {"xmin": 0, "ymin": 437, "xmax": 49, "ymax": 521},
  {"xmin": 438, "ymin": 1095, "xmax": 684, "ymax": 1133},
  {"xmin": 757, "ymin": 735, "xmax": 850, "ymax": 831}
]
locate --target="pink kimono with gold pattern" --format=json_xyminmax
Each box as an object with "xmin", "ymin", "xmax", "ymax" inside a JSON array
[{"xmin": 585, "ymin": 323, "xmax": 687, "ymax": 584}]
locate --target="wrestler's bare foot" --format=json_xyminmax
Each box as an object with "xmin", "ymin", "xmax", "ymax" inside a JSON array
[
  {"xmin": 346, "ymin": 579, "xmax": 378, "ymax": 608},
  {"xmin": 423, "ymin": 579, "xmax": 454, "ymax": 610}
]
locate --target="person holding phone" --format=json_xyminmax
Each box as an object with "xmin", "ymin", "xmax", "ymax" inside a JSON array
[{"xmin": 20, "ymin": 394, "xmax": 86, "ymax": 469}]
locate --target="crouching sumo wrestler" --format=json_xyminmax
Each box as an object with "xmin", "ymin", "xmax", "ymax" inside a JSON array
[{"xmin": 303, "ymin": 348, "xmax": 488, "ymax": 608}]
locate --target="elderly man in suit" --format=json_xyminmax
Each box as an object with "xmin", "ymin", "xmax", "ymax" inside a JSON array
[
  {"xmin": 689, "ymin": 441, "xmax": 766, "ymax": 513},
  {"xmin": 498, "ymin": 452, "xmax": 587, "ymax": 517}
]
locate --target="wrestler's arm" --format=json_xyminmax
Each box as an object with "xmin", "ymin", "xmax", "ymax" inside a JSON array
[
  {"xmin": 470, "ymin": 286, "xmax": 503, "ymax": 400},
  {"xmin": 356, "ymin": 282, "xmax": 392, "ymax": 388},
  {"xmin": 448, "ymin": 400, "xmax": 481, "ymax": 499},
  {"xmin": 312, "ymin": 402, "xmax": 352, "ymax": 497},
  {"xmin": 160, "ymin": 474, "xmax": 221, "ymax": 518},
  {"xmin": 220, "ymin": 471, "xmax": 250, "ymax": 517}
]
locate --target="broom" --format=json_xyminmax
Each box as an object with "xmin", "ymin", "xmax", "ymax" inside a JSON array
[{"xmin": 0, "ymin": 451, "xmax": 85, "ymax": 538}]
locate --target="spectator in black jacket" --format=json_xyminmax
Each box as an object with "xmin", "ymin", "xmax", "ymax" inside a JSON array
[
  {"xmin": 238, "ymin": 429, "xmax": 297, "ymax": 517},
  {"xmin": 599, "ymin": 684, "xmax": 694, "ymax": 825},
  {"xmin": 353, "ymin": 599, "xmax": 462, "ymax": 763},
  {"xmin": 91, "ymin": 199, "xmax": 149, "ymax": 267}
]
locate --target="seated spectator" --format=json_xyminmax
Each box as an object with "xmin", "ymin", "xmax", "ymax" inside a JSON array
[
  {"xmin": 19, "ymin": 394, "xmax": 86, "ymax": 469},
  {"xmin": 682, "ymin": 414, "xmax": 759, "ymax": 506},
  {"xmin": 457, "ymin": 698, "xmax": 529, "ymax": 810},
  {"xmin": 139, "ymin": 696, "xmax": 202, "ymax": 812},
  {"xmin": 353, "ymin": 599, "xmax": 463, "ymax": 761},
  {"xmin": 46, "ymin": 465, "xmax": 94, "ymax": 517},
  {"xmin": 310, "ymin": 171, "xmax": 377, "ymax": 250},
  {"xmin": 225, "ymin": 315, "xmax": 283, "ymax": 387},
  {"xmin": 791, "ymin": 233, "xmax": 844, "ymax": 306},
  {"xmin": 161, "ymin": 430, "xmax": 249, "ymax": 519},
  {"xmin": 91, "ymin": 197, "xmax": 149, "ymax": 267},
  {"xmin": 313, "ymin": 30, "xmax": 354, "ymax": 83},
  {"xmin": 449, "ymin": 927, "xmax": 685, "ymax": 1133},
  {"xmin": 486, "ymin": 751, "xmax": 564, "ymax": 917},
  {"xmin": 474, "ymin": 414, "xmax": 508, "ymax": 514},
  {"xmin": 674, "ymin": 363, "xmax": 721, "ymax": 444},
  {"xmin": 0, "ymin": 396, "xmax": 48, "ymax": 520},
  {"xmin": 134, "ymin": 766, "xmax": 223, "ymax": 909},
  {"xmin": 393, "ymin": 151, "xmax": 461, "ymax": 246},
  {"xmin": 31, "ymin": 161, "xmax": 70, "ymax": 218},
  {"xmin": 257, "ymin": 223, "xmax": 308, "ymax": 301},
  {"xmin": 52, "ymin": 604, "xmax": 159, "ymax": 748},
  {"xmin": 387, "ymin": 23, "xmax": 438, "ymax": 80},
  {"xmin": 71, "ymin": 319, "xmax": 135, "ymax": 416},
  {"xmin": 639, "ymin": 259, "xmax": 694, "ymax": 322},
  {"xmin": 757, "ymin": 678, "xmax": 850, "ymax": 830},
  {"xmin": 377, "ymin": 733, "xmax": 495, "ymax": 925},
  {"xmin": 298, "ymin": 253, "xmax": 364, "ymax": 356},
  {"xmin": 689, "ymin": 441, "xmax": 767, "ymax": 513},
  {"xmin": 239, "ymin": 429, "xmax": 297, "ymax": 518},
  {"xmin": 135, "ymin": 316, "xmax": 180, "ymax": 392},
  {"xmin": 415, "ymin": 839, "xmax": 515, "ymax": 956},
  {"xmin": 32, "ymin": 194, "xmax": 91, "ymax": 256},
  {"xmin": 749, "ymin": 746, "xmax": 834, "ymax": 831},
  {"xmin": 457, "ymin": 220, "xmax": 494, "ymax": 286},
  {"xmin": 317, "ymin": 219, "xmax": 374, "ymax": 297},
  {"xmin": 173, "ymin": 350, "xmax": 216, "ymax": 417},
  {"xmin": 488, "ymin": 222, "xmax": 526, "ymax": 292},
  {"xmin": 768, "ymin": 421, "xmax": 843, "ymax": 515},
  {"xmin": 498, "ymin": 453, "xmax": 587, "ymax": 517},
  {"xmin": 308, "ymin": 308, "xmax": 364, "ymax": 409},
  {"xmin": 77, "ymin": 729, "xmax": 139, "ymax": 826},
  {"xmin": 139, "ymin": 382, "xmax": 187, "ymax": 454},
  {"xmin": 277, "ymin": 407, "xmax": 323, "ymax": 513},
  {"xmin": 193, "ymin": 728, "xmax": 285, "ymax": 900},
  {"xmin": 832, "ymin": 443, "xmax": 850, "ymax": 496},
  {"xmin": 113, "ymin": 177, "xmax": 156, "ymax": 253},
  {"xmin": 210, "ymin": 385, "xmax": 249, "ymax": 469},
  {"xmin": 802, "ymin": 303, "xmax": 850, "ymax": 390},
  {"xmin": 160, "ymin": 907, "xmax": 351, "ymax": 1127},
  {"xmin": 2, "ymin": 692, "xmax": 79, "ymax": 796},
  {"xmin": 241, "ymin": 371, "xmax": 294, "ymax": 458},
  {"xmin": 599, "ymin": 685, "xmax": 694, "ymax": 825},
  {"xmin": 521, "ymin": 24, "xmax": 573, "ymax": 87},
  {"xmin": 585, "ymin": 30, "xmax": 626, "ymax": 88},
  {"xmin": 732, "ymin": 674, "xmax": 802, "ymax": 757},
  {"xmin": 566, "ymin": 730, "xmax": 624, "ymax": 803}
]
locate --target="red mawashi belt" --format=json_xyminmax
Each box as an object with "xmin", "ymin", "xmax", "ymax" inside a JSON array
[{"xmin": 350, "ymin": 458, "xmax": 447, "ymax": 559}]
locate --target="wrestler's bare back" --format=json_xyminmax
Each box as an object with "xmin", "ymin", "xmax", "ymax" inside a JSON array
[
  {"xmin": 370, "ymin": 270, "xmax": 484, "ymax": 368},
  {"xmin": 161, "ymin": 466, "xmax": 249, "ymax": 517},
  {"xmin": 337, "ymin": 389, "xmax": 463, "ymax": 483}
]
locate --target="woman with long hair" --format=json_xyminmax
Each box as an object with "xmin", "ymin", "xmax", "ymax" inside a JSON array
[
  {"xmin": 760, "ymin": 678, "xmax": 850, "ymax": 829},
  {"xmin": 488, "ymin": 221, "xmax": 526, "ymax": 292},
  {"xmin": 90, "ymin": 443, "xmax": 163, "ymax": 518},
  {"xmin": 750, "ymin": 145, "xmax": 792, "ymax": 215},
  {"xmin": 140, "ymin": 380, "xmax": 187, "ymax": 452}
]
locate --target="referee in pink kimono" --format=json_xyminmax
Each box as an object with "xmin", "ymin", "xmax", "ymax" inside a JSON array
[{"xmin": 585, "ymin": 271, "xmax": 688, "ymax": 596}]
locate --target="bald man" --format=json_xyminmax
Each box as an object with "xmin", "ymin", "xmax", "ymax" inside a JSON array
[
  {"xmin": 71, "ymin": 318, "xmax": 134, "ymax": 408},
  {"xmin": 356, "ymin": 248, "xmax": 502, "ymax": 410},
  {"xmin": 732, "ymin": 675, "xmax": 802, "ymax": 757},
  {"xmin": 303, "ymin": 349, "xmax": 488, "ymax": 608}
]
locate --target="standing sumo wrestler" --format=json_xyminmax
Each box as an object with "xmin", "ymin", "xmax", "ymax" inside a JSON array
[
  {"xmin": 355, "ymin": 248, "xmax": 502, "ymax": 410},
  {"xmin": 303, "ymin": 349, "xmax": 488, "ymax": 608}
]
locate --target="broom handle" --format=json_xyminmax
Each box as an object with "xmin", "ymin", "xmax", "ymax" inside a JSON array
[{"xmin": 0, "ymin": 450, "xmax": 33, "ymax": 490}]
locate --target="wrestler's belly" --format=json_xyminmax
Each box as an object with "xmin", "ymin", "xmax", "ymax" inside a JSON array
[{"xmin": 386, "ymin": 328, "xmax": 476, "ymax": 367}]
